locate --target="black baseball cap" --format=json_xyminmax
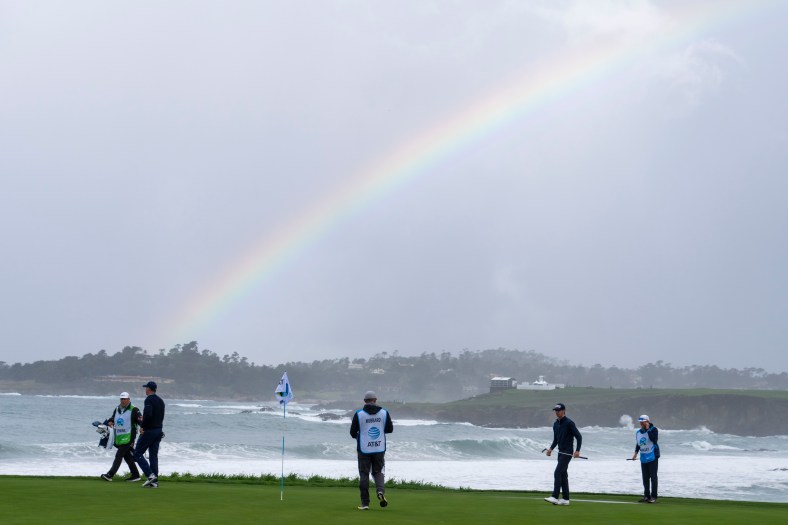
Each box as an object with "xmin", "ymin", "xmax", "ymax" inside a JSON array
[
  {"xmin": 142, "ymin": 381, "xmax": 157, "ymax": 391},
  {"xmin": 553, "ymin": 403, "xmax": 566, "ymax": 411}
]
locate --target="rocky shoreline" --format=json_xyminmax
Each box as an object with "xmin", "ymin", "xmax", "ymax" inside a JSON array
[{"xmin": 386, "ymin": 393, "xmax": 788, "ymax": 437}]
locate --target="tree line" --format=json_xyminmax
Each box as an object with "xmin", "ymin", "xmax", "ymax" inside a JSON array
[{"xmin": 1, "ymin": 343, "xmax": 786, "ymax": 401}]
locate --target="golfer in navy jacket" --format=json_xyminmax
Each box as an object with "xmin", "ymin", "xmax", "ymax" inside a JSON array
[
  {"xmin": 134, "ymin": 380, "xmax": 165, "ymax": 488},
  {"xmin": 544, "ymin": 402, "xmax": 583, "ymax": 505}
]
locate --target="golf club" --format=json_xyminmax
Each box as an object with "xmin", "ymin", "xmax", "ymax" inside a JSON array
[{"xmin": 541, "ymin": 448, "xmax": 588, "ymax": 460}]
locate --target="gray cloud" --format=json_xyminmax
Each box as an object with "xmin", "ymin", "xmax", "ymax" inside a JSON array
[{"xmin": 1, "ymin": 1, "xmax": 786, "ymax": 372}]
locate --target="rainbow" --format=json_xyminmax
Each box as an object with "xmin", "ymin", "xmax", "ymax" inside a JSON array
[{"xmin": 157, "ymin": 1, "xmax": 774, "ymax": 347}]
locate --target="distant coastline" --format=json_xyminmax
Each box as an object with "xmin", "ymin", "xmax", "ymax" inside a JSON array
[
  {"xmin": 4, "ymin": 381, "xmax": 788, "ymax": 437},
  {"xmin": 324, "ymin": 387, "xmax": 788, "ymax": 437}
]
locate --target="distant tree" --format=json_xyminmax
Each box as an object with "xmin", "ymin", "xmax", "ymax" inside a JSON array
[{"xmin": 2, "ymin": 344, "xmax": 787, "ymax": 399}]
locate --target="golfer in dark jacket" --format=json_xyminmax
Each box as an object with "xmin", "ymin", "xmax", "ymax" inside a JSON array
[
  {"xmin": 134, "ymin": 380, "xmax": 165, "ymax": 488},
  {"xmin": 544, "ymin": 402, "xmax": 582, "ymax": 505},
  {"xmin": 350, "ymin": 391, "xmax": 393, "ymax": 510}
]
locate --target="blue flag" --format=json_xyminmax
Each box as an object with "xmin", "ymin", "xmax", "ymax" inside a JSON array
[{"xmin": 274, "ymin": 372, "xmax": 293, "ymax": 406}]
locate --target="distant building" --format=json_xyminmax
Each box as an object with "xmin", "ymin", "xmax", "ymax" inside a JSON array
[
  {"xmin": 517, "ymin": 375, "xmax": 564, "ymax": 390},
  {"xmin": 490, "ymin": 376, "xmax": 517, "ymax": 393}
]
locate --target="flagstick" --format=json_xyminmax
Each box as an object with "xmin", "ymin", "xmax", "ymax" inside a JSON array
[
  {"xmin": 274, "ymin": 372, "xmax": 292, "ymax": 501},
  {"xmin": 280, "ymin": 401, "xmax": 286, "ymax": 501}
]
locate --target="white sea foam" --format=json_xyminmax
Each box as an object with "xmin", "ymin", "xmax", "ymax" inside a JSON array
[
  {"xmin": 35, "ymin": 394, "xmax": 115, "ymax": 400},
  {"xmin": 215, "ymin": 404, "xmax": 270, "ymax": 410},
  {"xmin": 394, "ymin": 419, "xmax": 440, "ymax": 426},
  {"xmin": 618, "ymin": 414, "xmax": 634, "ymax": 429},
  {"xmin": 689, "ymin": 441, "xmax": 742, "ymax": 452}
]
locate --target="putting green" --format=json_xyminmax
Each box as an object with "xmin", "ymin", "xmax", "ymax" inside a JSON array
[{"xmin": 1, "ymin": 476, "xmax": 784, "ymax": 525}]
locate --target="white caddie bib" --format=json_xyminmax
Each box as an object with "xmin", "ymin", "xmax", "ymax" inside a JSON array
[
  {"xmin": 114, "ymin": 405, "xmax": 135, "ymax": 446},
  {"xmin": 358, "ymin": 408, "xmax": 387, "ymax": 454},
  {"xmin": 636, "ymin": 429, "xmax": 656, "ymax": 463}
]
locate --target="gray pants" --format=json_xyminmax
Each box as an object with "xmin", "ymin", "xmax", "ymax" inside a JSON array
[{"xmin": 357, "ymin": 452, "xmax": 385, "ymax": 505}]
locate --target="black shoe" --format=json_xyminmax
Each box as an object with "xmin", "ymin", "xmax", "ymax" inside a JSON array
[
  {"xmin": 125, "ymin": 475, "xmax": 141, "ymax": 482},
  {"xmin": 377, "ymin": 492, "xmax": 388, "ymax": 508},
  {"xmin": 648, "ymin": 497, "xmax": 657, "ymax": 503},
  {"xmin": 100, "ymin": 474, "xmax": 112, "ymax": 482},
  {"xmin": 638, "ymin": 497, "xmax": 650, "ymax": 503}
]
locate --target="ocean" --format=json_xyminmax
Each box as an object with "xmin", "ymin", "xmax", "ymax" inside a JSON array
[{"xmin": 2, "ymin": 393, "xmax": 787, "ymax": 502}]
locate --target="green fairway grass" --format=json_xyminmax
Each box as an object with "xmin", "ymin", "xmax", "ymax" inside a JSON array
[{"xmin": 1, "ymin": 475, "xmax": 785, "ymax": 525}]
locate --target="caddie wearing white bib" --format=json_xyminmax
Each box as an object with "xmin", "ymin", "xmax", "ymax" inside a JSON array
[
  {"xmin": 631, "ymin": 414, "xmax": 660, "ymax": 503},
  {"xmin": 100, "ymin": 392, "xmax": 142, "ymax": 482},
  {"xmin": 350, "ymin": 391, "xmax": 394, "ymax": 510}
]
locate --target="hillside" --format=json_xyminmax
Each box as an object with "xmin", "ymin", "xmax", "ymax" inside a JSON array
[
  {"xmin": 3, "ymin": 345, "xmax": 788, "ymax": 404},
  {"xmin": 386, "ymin": 388, "xmax": 788, "ymax": 436}
]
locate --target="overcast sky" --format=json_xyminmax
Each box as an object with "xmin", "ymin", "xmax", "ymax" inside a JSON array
[{"xmin": 2, "ymin": 1, "xmax": 786, "ymax": 372}]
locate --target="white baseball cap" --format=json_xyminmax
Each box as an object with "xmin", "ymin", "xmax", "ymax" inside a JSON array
[
  {"xmin": 119, "ymin": 392, "xmax": 130, "ymax": 399},
  {"xmin": 638, "ymin": 414, "xmax": 649, "ymax": 422}
]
